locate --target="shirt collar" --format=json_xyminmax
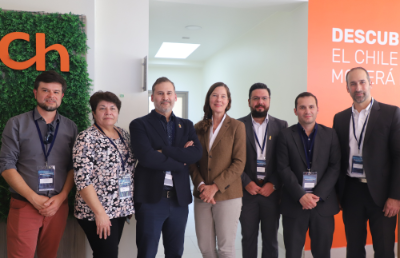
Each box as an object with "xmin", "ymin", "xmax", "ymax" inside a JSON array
[
  {"xmin": 212, "ymin": 113, "xmax": 227, "ymax": 126},
  {"xmin": 151, "ymin": 109, "xmax": 175, "ymax": 122},
  {"xmin": 297, "ymin": 122, "xmax": 318, "ymax": 136},
  {"xmin": 351, "ymin": 97, "xmax": 374, "ymax": 114},
  {"xmin": 33, "ymin": 107, "xmax": 60, "ymax": 123},
  {"xmin": 251, "ymin": 113, "xmax": 269, "ymax": 126}
]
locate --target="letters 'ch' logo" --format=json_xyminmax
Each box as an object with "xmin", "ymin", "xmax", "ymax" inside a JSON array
[{"xmin": 0, "ymin": 32, "xmax": 70, "ymax": 72}]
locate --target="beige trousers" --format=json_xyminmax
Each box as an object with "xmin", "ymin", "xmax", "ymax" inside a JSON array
[{"xmin": 194, "ymin": 197, "xmax": 242, "ymax": 258}]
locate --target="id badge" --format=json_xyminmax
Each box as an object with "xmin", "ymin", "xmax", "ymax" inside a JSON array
[
  {"xmin": 256, "ymin": 159, "xmax": 266, "ymax": 179},
  {"xmin": 37, "ymin": 165, "xmax": 55, "ymax": 191},
  {"xmin": 351, "ymin": 156, "xmax": 364, "ymax": 175},
  {"xmin": 164, "ymin": 171, "xmax": 174, "ymax": 187},
  {"xmin": 302, "ymin": 172, "xmax": 317, "ymax": 193},
  {"xmin": 118, "ymin": 174, "xmax": 133, "ymax": 200}
]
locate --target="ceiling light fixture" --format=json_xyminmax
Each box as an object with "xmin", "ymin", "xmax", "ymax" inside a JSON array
[
  {"xmin": 155, "ymin": 42, "xmax": 200, "ymax": 59},
  {"xmin": 185, "ymin": 25, "xmax": 202, "ymax": 30}
]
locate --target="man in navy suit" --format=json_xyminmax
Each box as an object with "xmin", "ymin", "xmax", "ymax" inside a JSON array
[
  {"xmin": 277, "ymin": 92, "xmax": 341, "ymax": 258},
  {"xmin": 129, "ymin": 77, "xmax": 202, "ymax": 258}
]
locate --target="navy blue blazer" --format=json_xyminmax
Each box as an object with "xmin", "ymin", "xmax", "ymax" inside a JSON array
[
  {"xmin": 277, "ymin": 124, "xmax": 341, "ymax": 218},
  {"xmin": 129, "ymin": 110, "xmax": 202, "ymax": 206}
]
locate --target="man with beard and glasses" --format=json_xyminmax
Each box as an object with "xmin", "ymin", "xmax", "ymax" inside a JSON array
[
  {"xmin": 238, "ymin": 83, "xmax": 287, "ymax": 258},
  {"xmin": 129, "ymin": 77, "xmax": 202, "ymax": 258},
  {"xmin": 0, "ymin": 70, "xmax": 77, "ymax": 258},
  {"xmin": 333, "ymin": 67, "xmax": 400, "ymax": 258}
]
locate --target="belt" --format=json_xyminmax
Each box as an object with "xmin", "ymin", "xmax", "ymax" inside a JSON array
[
  {"xmin": 11, "ymin": 193, "xmax": 28, "ymax": 202},
  {"xmin": 348, "ymin": 176, "xmax": 367, "ymax": 183},
  {"xmin": 162, "ymin": 190, "xmax": 176, "ymax": 199}
]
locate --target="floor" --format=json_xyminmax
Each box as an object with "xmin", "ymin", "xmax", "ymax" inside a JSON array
[
  {"xmin": 155, "ymin": 200, "xmax": 286, "ymax": 258},
  {"xmin": 155, "ymin": 201, "xmax": 397, "ymax": 258}
]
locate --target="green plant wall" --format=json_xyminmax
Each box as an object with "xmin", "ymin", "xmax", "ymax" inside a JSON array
[{"xmin": 0, "ymin": 9, "xmax": 91, "ymax": 221}]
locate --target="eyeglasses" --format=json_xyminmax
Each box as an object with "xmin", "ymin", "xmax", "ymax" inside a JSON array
[
  {"xmin": 44, "ymin": 124, "xmax": 54, "ymax": 144},
  {"xmin": 251, "ymin": 97, "xmax": 270, "ymax": 101}
]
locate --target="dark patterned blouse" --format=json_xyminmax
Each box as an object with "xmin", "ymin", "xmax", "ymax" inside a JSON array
[{"xmin": 73, "ymin": 125, "xmax": 135, "ymax": 221}]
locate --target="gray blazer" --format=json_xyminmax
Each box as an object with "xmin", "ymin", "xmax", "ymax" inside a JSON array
[
  {"xmin": 277, "ymin": 124, "xmax": 341, "ymax": 218},
  {"xmin": 238, "ymin": 114, "xmax": 288, "ymax": 189}
]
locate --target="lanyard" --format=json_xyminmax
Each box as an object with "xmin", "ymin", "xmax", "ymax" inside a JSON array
[
  {"xmin": 33, "ymin": 109, "xmax": 60, "ymax": 165},
  {"xmin": 298, "ymin": 124, "xmax": 318, "ymax": 171},
  {"xmin": 94, "ymin": 123, "xmax": 130, "ymax": 171},
  {"xmin": 253, "ymin": 122, "xmax": 269, "ymax": 155},
  {"xmin": 351, "ymin": 99, "xmax": 373, "ymax": 151}
]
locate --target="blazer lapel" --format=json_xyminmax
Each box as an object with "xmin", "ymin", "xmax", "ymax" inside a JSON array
[
  {"xmin": 311, "ymin": 125, "xmax": 321, "ymax": 171},
  {"xmin": 148, "ymin": 113, "xmax": 169, "ymax": 145},
  {"xmin": 341, "ymin": 108, "xmax": 352, "ymax": 159},
  {"xmin": 244, "ymin": 114, "xmax": 257, "ymax": 153},
  {"xmin": 265, "ymin": 116, "xmax": 275, "ymax": 161},
  {"xmin": 363, "ymin": 100, "xmax": 380, "ymax": 145},
  {"xmin": 174, "ymin": 117, "xmax": 183, "ymax": 146},
  {"xmin": 291, "ymin": 126, "xmax": 307, "ymax": 167},
  {"xmin": 204, "ymin": 124, "xmax": 211, "ymax": 153},
  {"xmin": 210, "ymin": 115, "xmax": 231, "ymax": 151}
]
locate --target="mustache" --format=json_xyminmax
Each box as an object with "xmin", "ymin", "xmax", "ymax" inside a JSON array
[{"xmin": 255, "ymin": 105, "xmax": 265, "ymax": 108}]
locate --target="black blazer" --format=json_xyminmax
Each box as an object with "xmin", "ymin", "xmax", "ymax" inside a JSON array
[
  {"xmin": 129, "ymin": 111, "xmax": 202, "ymax": 206},
  {"xmin": 277, "ymin": 124, "xmax": 341, "ymax": 218},
  {"xmin": 238, "ymin": 114, "xmax": 288, "ymax": 189},
  {"xmin": 333, "ymin": 100, "xmax": 400, "ymax": 207}
]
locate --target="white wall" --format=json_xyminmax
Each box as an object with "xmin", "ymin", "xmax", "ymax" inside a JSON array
[
  {"xmin": 148, "ymin": 65, "xmax": 204, "ymax": 123},
  {"xmin": 1, "ymin": 0, "xmax": 149, "ymax": 257},
  {"xmin": 203, "ymin": 3, "xmax": 308, "ymax": 126},
  {"xmin": 94, "ymin": 1, "xmax": 149, "ymax": 257},
  {"xmin": 95, "ymin": 0, "xmax": 149, "ymax": 133}
]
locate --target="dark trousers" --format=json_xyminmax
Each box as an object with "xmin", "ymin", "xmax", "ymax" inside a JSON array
[
  {"xmin": 342, "ymin": 178, "xmax": 397, "ymax": 258},
  {"xmin": 240, "ymin": 190, "xmax": 280, "ymax": 258},
  {"xmin": 282, "ymin": 209, "xmax": 334, "ymax": 258},
  {"xmin": 77, "ymin": 217, "xmax": 127, "ymax": 258},
  {"xmin": 135, "ymin": 197, "xmax": 189, "ymax": 258}
]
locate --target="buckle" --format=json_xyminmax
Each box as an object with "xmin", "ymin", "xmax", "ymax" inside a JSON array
[
  {"xmin": 166, "ymin": 191, "xmax": 171, "ymax": 198},
  {"xmin": 359, "ymin": 178, "xmax": 367, "ymax": 183}
]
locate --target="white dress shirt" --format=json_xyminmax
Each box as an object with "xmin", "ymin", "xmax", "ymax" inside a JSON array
[
  {"xmin": 209, "ymin": 114, "xmax": 227, "ymax": 151},
  {"xmin": 251, "ymin": 114, "xmax": 269, "ymax": 159},
  {"xmin": 347, "ymin": 98, "xmax": 374, "ymax": 178}
]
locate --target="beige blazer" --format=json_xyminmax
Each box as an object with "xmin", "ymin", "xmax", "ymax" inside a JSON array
[{"xmin": 190, "ymin": 115, "xmax": 246, "ymax": 201}]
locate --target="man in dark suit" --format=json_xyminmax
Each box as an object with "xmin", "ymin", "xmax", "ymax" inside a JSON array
[
  {"xmin": 333, "ymin": 67, "xmax": 400, "ymax": 258},
  {"xmin": 129, "ymin": 77, "xmax": 202, "ymax": 258},
  {"xmin": 238, "ymin": 83, "xmax": 287, "ymax": 258},
  {"xmin": 277, "ymin": 92, "xmax": 341, "ymax": 258}
]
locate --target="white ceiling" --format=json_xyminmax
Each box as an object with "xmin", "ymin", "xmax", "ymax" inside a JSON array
[{"xmin": 149, "ymin": 0, "xmax": 307, "ymax": 64}]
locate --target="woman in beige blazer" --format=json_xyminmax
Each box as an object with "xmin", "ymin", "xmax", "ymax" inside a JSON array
[{"xmin": 190, "ymin": 82, "xmax": 246, "ymax": 258}]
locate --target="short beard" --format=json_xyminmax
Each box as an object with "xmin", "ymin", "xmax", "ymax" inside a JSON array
[
  {"xmin": 251, "ymin": 107, "xmax": 269, "ymax": 118},
  {"xmin": 37, "ymin": 102, "xmax": 58, "ymax": 112}
]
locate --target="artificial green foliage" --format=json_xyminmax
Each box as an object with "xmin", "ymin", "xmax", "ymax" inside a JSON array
[{"xmin": 0, "ymin": 9, "xmax": 91, "ymax": 221}]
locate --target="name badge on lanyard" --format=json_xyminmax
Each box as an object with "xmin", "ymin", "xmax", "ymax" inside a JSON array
[
  {"xmin": 350, "ymin": 99, "xmax": 372, "ymax": 175},
  {"xmin": 257, "ymin": 159, "xmax": 266, "ymax": 179},
  {"xmin": 254, "ymin": 122, "xmax": 268, "ymax": 179},
  {"xmin": 33, "ymin": 109, "xmax": 59, "ymax": 192},
  {"xmin": 351, "ymin": 156, "xmax": 364, "ymax": 174},
  {"xmin": 118, "ymin": 174, "xmax": 133, "ymax": 199},
  {"xmin": 303, "ymin": 172, "xmax": 317, "ymax": 193},
  {"xmin": 38, "ymin": 165, "xmax": 55, "ymax": 191},
  {"xmin": 94, "ymin": 123, "xmax": 132, "ymax": 199}
]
